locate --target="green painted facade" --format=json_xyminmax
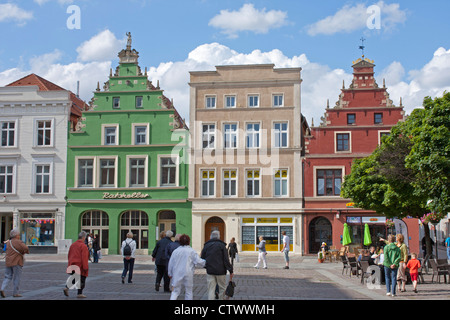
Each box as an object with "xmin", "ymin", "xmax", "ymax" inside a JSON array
[{"xmin": 65, "ymin": 38, "xmax": 190, "ymax": 254}]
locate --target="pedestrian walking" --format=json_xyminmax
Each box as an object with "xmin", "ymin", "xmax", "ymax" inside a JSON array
[
  {"xmin": 281, "ymin": 231, "xmax": 290, "ymax": 269},
  {"xmin": 201, "ymin": 230, "xmax": 234, "ymax": 300},
  {"xmin": 254, "ymin": 236, "xmax": 267, "ymax": 269},
  {"xmin": 0, "ymin": 229, "xmax": 29, "ymax": 298},
  {"xmin": 382, "ymin": 234, "xmax": 401, "ymax": 297},
  {"xmin": 227, "ymin": 237, "xmax": 238, "ymax": 266},
  {"xmin": 396, "ymin": 234, "xmax": 408, "ymax": 292},
  {"xmin": 167, "ymin": 234, "xmax": 205, "ymax": 300},
  {"xmin": 166, "ymin": 233, "xmax": 181, "ymax": 263},
  {"xmin": 92, "ymin": 234, "xmax": 101, "ymax": 263},
  {"xmin": 121, "ymin": 232, "xmax": 136, "ymax": 284},
  {"xmin": 64, "ymin": 231, "xmax": 89, "ymax": 298},
  {"xmin": 406, "ymin": 253, "xmax": 421, "ymax": 293},
  {"xmin": 152, "ymin": 230, "xmax": 173, "ymax": 292}
]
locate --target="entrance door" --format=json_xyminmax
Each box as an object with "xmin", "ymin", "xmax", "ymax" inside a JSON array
[
  {"xmin": 158, "ymin": 210, "xmax": 176, "ymax": 238},
  {"xmin": 205, "ymin": 216, "xmax": 225, "ymax": 242},
  {"xmin": 309, "ymin": 217, "xmax": 332, "ymax": 253}
]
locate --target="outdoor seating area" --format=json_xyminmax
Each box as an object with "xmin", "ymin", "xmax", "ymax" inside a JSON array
[{"xmin": 337, "ymin": 247, "xmax": 450, "ymax": 286}]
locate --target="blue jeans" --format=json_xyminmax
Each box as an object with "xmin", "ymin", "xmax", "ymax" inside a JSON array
[
  {"xmin": 384, "ymin": 266, "xmax": 398, "ymax": 295},
  {"xmin": 447, "ymin": 247, "xmax": 450, "ymax": 260},
  {"xmin": 1, "ymin": 265, "xmax": 23, "ymax": 295}
]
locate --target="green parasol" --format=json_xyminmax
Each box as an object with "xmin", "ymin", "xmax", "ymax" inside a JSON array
[
  {"xmin": 363, "ymin": 223, "xmax": 372, "ymax": 246},
  {"xmin": 342, "ymin": 223, "xmax": 352, "ymax": 246}
]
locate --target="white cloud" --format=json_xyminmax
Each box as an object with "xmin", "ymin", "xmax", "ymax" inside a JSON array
[
  {"xmin": 0, "ymin": 3, "xmax": 33, "ymax": 25},
  {"xmin": 209, "ymin": 4, "xmax": 288, "ymax": 38},
  {"xmin": 306, "ymin": 1, "xmax": 406, "ymax": 36},
  {"xmin": 76, "ymin": 30, "xmax": 126, "ymax": 62},
  {"xmin": 34, "ymin": 0, "xmax": 74, "ymax": 5}
]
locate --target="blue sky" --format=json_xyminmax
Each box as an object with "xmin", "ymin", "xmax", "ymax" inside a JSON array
[{"xmin": 1, "ymin": 0, "xmax": 449, "ymax": 124}]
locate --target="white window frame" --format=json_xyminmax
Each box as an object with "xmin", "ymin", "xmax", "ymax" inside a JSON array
[
  {"xmin": 335, "ymin": 131, "xmax": 352, "ymax": 153},
  {"xmin": 34, "ymin": 118, "xmax": 54, "ymax": 147},
  {"xmin": 223, "ymin": 122, "xmax": 238, "ymax": 149},
  {"xmin": 378, "ymin": 130, "xmax": 391, "ymax": 145},
  {"xmin": 126, "ymin": 155, "xmax": 148, "ymax": 188},
  {"xmin": 248, "ymin": 94, "xmax": 260, "ymax": 108},
  {"xmin": 132, "ymin": 123, "xmax": 150, "ymax": 145},
  {"xmin": 273, "ymin": 168, "xmax": 289, "ymax": 197},
  {"xmin": 202, "ymin": 123, "xmax": 216, "ymax": 149},
  {"xmin": 32, "ymin": 158, "xmax": 54, "ymax": 195},
  {"xmin": 246, "ymin": 168, "xmax": 261, "ymax": 198},
  {"xmin": 205, "ymin": 95, "xmax": 216, "ymax": 109},
  {"xmin": 158, "ymin": 155, "xmax": 179, "ymax": 187},
  {"xmin": 0, "ymin": 160, "xmax": 17, "ymax": 195},
  {"xmin": 222, "ymin": 169, "xmax": 238, "ymax": 198},
  {"xmin": 0, "ymin": 119, "xmax": 18, "ymax": 148},
  {"xmin": 273, "ymin": 121, "xmax": 289, "ymax": 148},
  {"xmin": 225, "ymin": 95, "xmax": 236, "ymax": 108},
  {"xmin": 75, "ymin": 156, "xmax": 96, "ymax": 188},
  {"xmin": 200, "ymin": 169, "xmax": 215, "ymax": 198},
  {"xmin": 313, "ymin": 166, "xmax": 346, "ymax": 198},
  {"xmin": 246, "ymin": 122, "xmax": 261, "ymax": 149},
  {"xmin": 97, "ymin": 156, "xmax": 118, "ymax": 188},
  {"xmin": 272, "ymin": 94, "xmax": 284, "ymax": 108},
  {"xmin": 102, "ymin": 124, "xmax": 119, "ymax": 146}
]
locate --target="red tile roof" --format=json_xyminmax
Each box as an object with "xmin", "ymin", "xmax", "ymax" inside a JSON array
[{"xmin": 6, "ymin": 73, "xmax": 88, "ymax": 117}]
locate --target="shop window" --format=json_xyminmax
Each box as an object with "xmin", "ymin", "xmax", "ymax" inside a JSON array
[
  {"xmin": 120, "ymin": 210, "xmax": 149, "ymax": 250},
  {"xmin": 20, "ymin": 213, "xmax": 55, "ymax": 246}
]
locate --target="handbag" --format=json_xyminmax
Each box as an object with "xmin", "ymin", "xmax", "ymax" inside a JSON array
[
  {"xmin": 9, "ymin": 240, "xmax": 25, "ymax": 263},
  {"xmin": 235, "ymin": 253, "xmax": 239, "ymax": 262},
  {"xmin": 225, "ymin": 280, "xmax": 236, "ymax": 298}
]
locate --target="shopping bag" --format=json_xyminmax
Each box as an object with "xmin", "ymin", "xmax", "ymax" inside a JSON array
[{"xmin": 225, "ymin": 281, "xmax": 236, "ymax": 298}]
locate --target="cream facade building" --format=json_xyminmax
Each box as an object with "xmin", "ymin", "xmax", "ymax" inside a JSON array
[{"xmin": 189, "ymin": 64, "xmax": 304, "ymax": 254}]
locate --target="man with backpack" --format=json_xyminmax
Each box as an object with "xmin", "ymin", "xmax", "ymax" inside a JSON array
[{"xmin": 121, "ymin": 232, "xmax": 136, "ymax": 284}]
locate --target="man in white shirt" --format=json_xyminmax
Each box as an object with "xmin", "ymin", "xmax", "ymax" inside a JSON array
[
  {"xmin": 281, "ymin": 231, "xmax": 290, "ymax": 269},
  {"xmin": 121, "ymin": 232, "xmax": 137, "ymax": 284}
]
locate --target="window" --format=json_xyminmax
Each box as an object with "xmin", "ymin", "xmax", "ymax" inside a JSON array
[
  {"xmin": 248, "ymin": 95, "xmax": 259, "ymax": 108},
  {"xmin": 274, "ymin": 169, "xmax": 288, "ymax": 197},
  {"xmin": 246, "ymin": 123, "xmax": 260, "ymax": 149},
  {"xmin": 205, "ymin": 96, "xmax": 216, "ymax": 109},
  {"xmin": 201, "ymin": 170, "xmax": 215, "ymax": 197},
  {"xmin": 273, "ymin": 94, "xmax": 284, "ymax": 107},
  {"xmin": 99, "ymin": 159, "xmax": 116, "ymax": 187},
  {"xmin": 347, "ymin": 114, "xmax": 356, "ymax": 125},
  {"xmin": 317, "ymin": 169, "xmax": 342, "ymax": 196},
  {"xmin": 36, "ymin": 120, "xmax": 52, "ymax": 146},
  {"xmin": 336, "ymin": 133, "xmax": 350, "ymax": 152},
  {"xmin": 246, "ymin": 169, "xmax": 260, "ymax": 197},
  {"xmin": 129, "ymin": 158, "xmax": 146, "ymax": 187},
  {"xmin": 223, "ymin": 169, "xmax": 237, "ymax": 197},
  {"xmin": 273, "ymin": 122, "xmax": 288, "ymax": 148},
  {"xmin": 113, "ymin": 97, "xmax": 120, "ymax": 109},
  {"xmin": 0, "ymin": 165, "xmax": 14, "ymax": 194},
  {"xmin": 35, "ymin": 164, "xmax": 51, "ymax": 194},
  {"xmin": 104, "ymin": 126, "xmax": 117, "ymax": 145},
  {"xmin": 78, "ymin": 159, "xmax": 94, "ymax": 187},
  {"xmin": 1, "ymin": 121, "xmax": 16, "ymax": 147},
  {"xmin": 120, "ymin": 210, "xmax": 149, "ymax": 250},
  {"xmin": 223, "ymin": 123, "xmax": 237, "ymax": 149},
  {"xmin": 202, "ymin": 124, "xmax": 215, "ymax": 149},
  {"xmin": 160, "ymin": 157, "xmax": 177, "ymax": 186},
  {"xmin": 134, "ymin": 125, "xmax": 147, "ymax": 145},
  {"xmin": 225, "ymin": 95, "xmax": 236, "ymax": 108},
  {"xmin": 374, "ymin": 113, "xmax": 383, "ymax": 124},
  {"xmin": 136, "ymin": 96, "xmax": 143, "ymax": 108},
  {"xmin": 82, "ymin": 211, "xmax": 109, "ymax": 249}
]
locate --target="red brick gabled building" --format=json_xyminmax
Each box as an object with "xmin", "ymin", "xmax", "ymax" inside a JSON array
[{"xmin": 303, "ymin": 57, "xmax": 420, "ymax": 255}]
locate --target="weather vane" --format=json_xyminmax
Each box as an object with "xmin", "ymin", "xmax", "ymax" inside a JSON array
[{"xmin": 359, "ymin": 37, "xmax": 366, "ymax": 58}]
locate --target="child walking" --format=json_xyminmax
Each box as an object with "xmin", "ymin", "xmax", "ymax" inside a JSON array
[{"xmin": 406, "ymin": 253, "xmax": 421, "ymax": 293}]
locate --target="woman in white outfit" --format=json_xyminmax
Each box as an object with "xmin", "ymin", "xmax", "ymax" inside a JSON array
[
  {"xmin": 167, "ymin": 234, "xmax": 206, "ymax": 300},
  {"xmin": 254, "ymin": 236, "xmax": 267, "ymax": 269}
]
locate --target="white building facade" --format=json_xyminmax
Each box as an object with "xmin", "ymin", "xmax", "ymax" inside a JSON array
[{"xmin": 0, "ymin": 85, "xmax": 72, "ymax": 253}]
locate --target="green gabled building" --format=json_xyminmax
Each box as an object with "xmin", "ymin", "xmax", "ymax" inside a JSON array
[{"xmin": 65, "ymin": 34, "xmax": 190, "ymax": 255}]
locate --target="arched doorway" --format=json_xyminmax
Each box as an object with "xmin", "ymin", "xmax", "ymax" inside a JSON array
[
  {"xmin": 205, "ymin": 216, "xmax": 225, "ymax": 242},
  {"xmin": 120, "ymin": 210, "xmax": 149, "ymax": 251},
  {"xmin": 81, "ymin": 210, "xmax": 109, "ymax": 249},
  {"xmin": 158, "ymin": 210, "xmax": 176, "ymax": 237},
  {"xmin": 309, "ymin": 217, "xmax": 332, "ymax": 253}
]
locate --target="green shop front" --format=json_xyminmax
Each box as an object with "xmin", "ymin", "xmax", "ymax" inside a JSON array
[{"xmin": 65, "ymin": 35, "xmax": 191, "ymax": 254}]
